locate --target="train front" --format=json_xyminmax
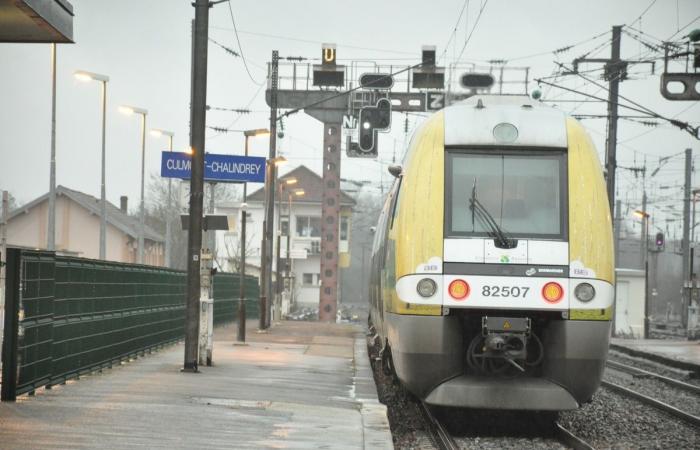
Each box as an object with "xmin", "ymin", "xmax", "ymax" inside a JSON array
[{"xmin": 385, "ymin": 95, "xmax": 614, "ymax": 411}]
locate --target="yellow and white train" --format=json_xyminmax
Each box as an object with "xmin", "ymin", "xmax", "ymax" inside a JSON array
[{"xmin": 369, "ymin": 95, "xmax": 614, "ymax": 410}]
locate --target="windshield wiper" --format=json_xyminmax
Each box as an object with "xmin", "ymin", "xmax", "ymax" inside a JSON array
[{"xmin": 469, "ymin": 179, "xmax": 517, "ymax": 249}]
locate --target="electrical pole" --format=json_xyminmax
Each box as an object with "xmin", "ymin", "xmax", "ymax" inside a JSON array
[
  {"xmin": 604, "ymin": 25, "xmax": 622, "ymax": 218},
  {"xmin": 682, "ymin": 148, "xmax": 692, "ymax": 328},
  {"xmin": 1, "ymin": 191, "xmax": 8, "ymax": 314},
  {"xmin": 261, "ymin": 50, "xmax": 279, "ymax": 330},
  {"xmin": 183, "ymin": 0, "xmax": 210, "ymax": 372},
  {"xmin": 48, "ymin": 43, "xmax": 57, "ymax": 252},
  {"xmin": 614, "ymin": 199, "xmax": 622, "ymax": 265}
]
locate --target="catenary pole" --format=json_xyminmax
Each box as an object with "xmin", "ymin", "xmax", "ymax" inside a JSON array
[
  {"xmin": 48, "ymin": 43, "xmax": 57, "ymax": 251},
  {"xmin": 605, "ymin": 25, "xmax": 622, "ymax": 218},
  {"xmin": 682, "ymin": 148, "xmax": 692, "ymax": 328},
  {"xmin": 183, "ymin": 0, "xmax": 210, "ymax": 372},
  {"xmin": 261, "ymin": 50, "xmax": 279, "ymax": 329}
]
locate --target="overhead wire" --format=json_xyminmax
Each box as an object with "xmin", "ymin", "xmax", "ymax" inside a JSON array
[
  {"xmin": 455, "ymin": 0, "xmax": 489, "ymax": 62},
  {"xmin": 440, "ymin": 0, "xmax": 470, "ymax": 62},
  {"xmin": 226, "ymin": 2, "xmax": 264, "ymax": 85}
]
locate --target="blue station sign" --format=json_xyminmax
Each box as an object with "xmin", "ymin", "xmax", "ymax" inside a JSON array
[{"xmin": 161, "ymin": 151, "xmax": 266, "ymax": 183}]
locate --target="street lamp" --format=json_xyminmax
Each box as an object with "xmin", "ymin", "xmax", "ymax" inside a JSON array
[
  {"xmin": 633, "ymin": 209, "xmax": 651, "ymax": 338},
  {"xmin": 75, "ymin": 70, "xmax": 110, "ymax": 260},
  {"xmin": 238, "ymin": 128, "xmax": 270, "ymax": 341},
  {"xmin": 120, "ymin": 105, "xmax": 148, "ymax": 264},
  {"xmin": 285, "ymin": 188, "xmax": 305, "ymax": 309},
  {"xmin": 151, "ymin": 128, "xmax": 174, "ymax": 267},
  {"xmin": 276, "ymin": 177, "xmax": 298, "ymax": 309}
]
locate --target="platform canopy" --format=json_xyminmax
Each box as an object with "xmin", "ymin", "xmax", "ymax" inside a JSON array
[{"xmin": 0, "ymin": 0, "xmax": 74, "ymax": 43}]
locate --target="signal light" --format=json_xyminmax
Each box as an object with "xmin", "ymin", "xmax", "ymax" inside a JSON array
[
  {"xmin": 313, "ymin": 43, "xmax": 344, "ymax": 87},
  {"xmin": 358, "ymin": 98, "xmax": 392, "ymax": 154},
  {"xmin": 655, "ymin": 232, "xmax": 665, "ymax": 249},
  {"xmin": 448, "ymin": 279, "xmax": 470, "ymax": 300},
  {"xmin": 542, "ymin": 282, "xmax": 564, "ymax": 304},
  {"xmin": 359, "ymin": 73, "xmax": 394, "ymax": 90}
]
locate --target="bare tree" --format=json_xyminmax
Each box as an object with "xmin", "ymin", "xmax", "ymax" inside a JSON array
[
  {"xmin": 340, "ymin": 190, "xmax": 384, "ymax": 304},
  {"xmin": 145, "ymin": 175, "xmax": 239, "ymax": 270},
  {"xmin": 218, "ymin": 226, "xmax": 259, "ymax": 273}
]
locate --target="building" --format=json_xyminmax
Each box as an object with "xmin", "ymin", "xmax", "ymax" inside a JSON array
[
  {"xmin": 4, "ymin": 186, "xmax": 164, "ymax": 265},
  {"xmin": 614, "ymin": 268, "xmax": 646, "ymax": 338},
  {"xmin": 215, "ymin": 165, "xmax": 355, "ymax": 311}
]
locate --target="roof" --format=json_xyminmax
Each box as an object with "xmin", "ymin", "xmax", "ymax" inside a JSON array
[
  {"xmin": 246, "ymin": 165, "xmax": 356, "ymax": 206},
  {"xmin": 8, "ymin": 186, "xmax": 164, "ymax": 243}
]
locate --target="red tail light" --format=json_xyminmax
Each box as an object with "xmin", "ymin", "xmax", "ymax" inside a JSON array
[
  {"xmin": 542, "ymin": 282, "xmax": 564, "ymax": 303},
  {"xmin": 448, "ymin": 279, "xmax": 470, "ymax": 300}
]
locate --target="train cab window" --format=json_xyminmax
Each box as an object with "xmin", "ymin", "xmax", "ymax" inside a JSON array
[{"xmin": 446, "ymin": 150, "xmax": 567, "ymax": 240}]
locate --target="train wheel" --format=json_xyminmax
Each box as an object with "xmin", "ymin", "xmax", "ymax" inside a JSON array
[{"xmin": 381, "ymin": 344, "xmax": 396, "ymax": 378}]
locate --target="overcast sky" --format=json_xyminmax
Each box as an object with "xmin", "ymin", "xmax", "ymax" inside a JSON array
[{"xmin": 1, "ymin": 0, "xmax": 699, "ymax": 236}]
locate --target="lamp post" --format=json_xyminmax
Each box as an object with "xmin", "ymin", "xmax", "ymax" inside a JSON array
[
  {"xmin": 75, "ymin": 70, "xmax": 110, "ymax": 260},
  {"xmin": 151, "ymin": 129, "xmax": 174, "ymax": 267},
  {"xmin": 276, "ymin": 177, "xmax": 298, "ymax": 319},
  {"xmin": 287, "ymin": 189, "xmax": 304, "ymax": 308},
  {"xmin": 260, "ymin": 155, "xmax": 287, "ymax": 329},
  {"xmin": 120, "ymin": 105, "xmax": 148, "ymax": 264},
  {"xmin": 634, "ymin": 209, "xmax": 651, "ymax": 338},
  {"xmin": 237, "ymin": 128, "xmax": 269, "ymax": 340}
]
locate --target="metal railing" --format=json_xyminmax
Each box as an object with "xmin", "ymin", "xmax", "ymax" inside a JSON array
[{"xmin": 1, "ymin": 248, "xmax": 259, "ymax": 401}]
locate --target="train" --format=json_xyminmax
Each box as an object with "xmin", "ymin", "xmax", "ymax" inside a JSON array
[{"xmin": 369, "ymin": 94, "xmax": 614, "ymax": 411}]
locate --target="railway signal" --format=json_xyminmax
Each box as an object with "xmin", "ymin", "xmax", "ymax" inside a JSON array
[
  {"xmin": 358, "ymin": 98, "xmax": 392, "ymax": 154},
  {"xmin": 655, "ymin": 232, "xmax": 665, "ymax": 251}
]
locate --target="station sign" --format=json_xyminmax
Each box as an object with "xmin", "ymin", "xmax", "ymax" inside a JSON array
[{"xmin": 161, "ymin": 151, "xmax": 266, "ymax": 183}]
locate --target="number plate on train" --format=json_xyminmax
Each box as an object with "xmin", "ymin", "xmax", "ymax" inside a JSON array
[{"xmin": 481, "ymin": 285, "xmax": 530, "ymax": 298}]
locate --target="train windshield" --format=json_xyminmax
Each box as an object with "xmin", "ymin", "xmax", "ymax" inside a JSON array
[{"xmin": 446, "ymin": 150, "xmax": 567, "ymax": 239}]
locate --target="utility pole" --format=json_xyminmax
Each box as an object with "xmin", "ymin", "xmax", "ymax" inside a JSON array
[
  {"xmin": 48, "ymin": 43, "xmax": 57, "ymax": 252},
  {"xmin": 261, "ymin": 50, "xmax": 279, "ymax": 330},
  {"xmin": 1, "ymin": 191, "xmax": 8, "ymax": 315},
  {"xmin": 614, "ymin": 199, "xmax": 622, "ymax": 265},
  {"xmin": 642, "ymin": 191, "xmax": 650, "ymax": 339},
  {"xmin": 682, "ymin": 148, "xmax": 692, "ymax": 328},
  {"xmin": 604, "ymin": 25, "xmax": 622, "ymax": 217},
  {"xmin": 183, "ymin": 0, "xmax": 210, "ymax": 372}
]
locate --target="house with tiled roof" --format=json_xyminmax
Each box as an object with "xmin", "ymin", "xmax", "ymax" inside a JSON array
[
  {"xmin": 4, "ymin": 186, "xmax": 164, "ymax": 266},
  {"xmin": 215, "ymin": 165, "xmax": 355, "ymax": 312}
]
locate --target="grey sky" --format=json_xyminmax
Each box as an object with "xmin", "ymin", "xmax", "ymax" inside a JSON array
[{"xmin": 1, "ymin": 0, "xmax": 699, "ymax": 236}]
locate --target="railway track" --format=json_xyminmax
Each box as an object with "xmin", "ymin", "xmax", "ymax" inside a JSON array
[
  {"xmin": 606, "ymin": 359, "xmax": 700, "ymax": 395},
  {"xmin": 601, "ymin": 379, "xmax": 700, "ymax": 427},
  {"xmin": 418, "ymin": 402, "xmax": 594, "ymax": 450}
]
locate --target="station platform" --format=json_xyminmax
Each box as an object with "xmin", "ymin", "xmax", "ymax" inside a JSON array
[
  {"xmin": 0, "ymin": 321, "xmax": 393, "ymax": 449},
  {"xmin": 610, "ymin": 337, "xmax": 700, "ymax": 373}
]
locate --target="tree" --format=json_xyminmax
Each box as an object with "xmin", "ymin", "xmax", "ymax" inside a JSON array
[
  {"xmin": 340, "ymin": 190, "xmax": 384, "ymax": 304},
  {"xmin": 0, "ymin": 189, "xmax": 19, "ymax": 213},
  {"xmin": 144, "ymin": 175, "xmax": 239, "ymax": 270},
  {"xmin": 218, "ymin": 223, "xmax": 259, "ymax": 273}
]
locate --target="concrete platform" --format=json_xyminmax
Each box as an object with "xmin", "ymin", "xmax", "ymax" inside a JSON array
[
  {"xmin": 0, "ymin": 321, "xmax": 393, "ymax": 449},
  {"xmin": 610, "ymin": 337, "xmax": 700, "ymax": 373}
]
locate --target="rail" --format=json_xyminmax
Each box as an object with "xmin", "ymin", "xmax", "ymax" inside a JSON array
[{"xmin": 601, "ymin": 380, "xmax": 700, "ymax": 427}]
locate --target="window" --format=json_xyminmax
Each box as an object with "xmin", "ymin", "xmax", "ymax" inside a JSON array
[
  {"xmin": 296, "ymin": 216, "xmax": 321, "ymax": 237},
  {"xmin": 302, "ymin": 273, "xmax": 321, "ymax": 285},
  {"xmin": 446, "ymin": 150, "xmax": 567, "ymax": 239},
  {"xmin": 339, "ymin": 215, "xmax": 349, "ymax": 241},
  {"xmin": 310, "ymin": 240, "xmax": 321, "ymax": 255},
  {"xmin": 281, "ymin": 217, "xmax": 289, "ymax": 236}
]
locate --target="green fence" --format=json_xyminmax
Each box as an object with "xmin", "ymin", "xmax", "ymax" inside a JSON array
[{"xmin": 1, "ymin": 249, "xmax": 259, "ymax": 401}]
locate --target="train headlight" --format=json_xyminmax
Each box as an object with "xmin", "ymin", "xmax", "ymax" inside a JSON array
[
  {"xmin": 574, "ymin": 283, "xmax": 596, "ymax": 302},
  {"xmin": 541, "ymin": 282, "xmax": 564, "ymax": 303},
  {"xmin": 493, "ymin": 122, "xmax": 518, "ymax": 143},
  {"xmin": 416, "ymin": 278, "xmax": 437, "ymax": 298},
  {"xmin": 448, "ymin": 279, "xmax": 470, "ymax": 300}
]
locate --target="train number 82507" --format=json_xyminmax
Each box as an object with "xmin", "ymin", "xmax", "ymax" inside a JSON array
[{"xmin": 481, "ymin": 285, "xmax": 530, "ymax": 298}]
